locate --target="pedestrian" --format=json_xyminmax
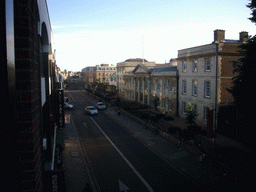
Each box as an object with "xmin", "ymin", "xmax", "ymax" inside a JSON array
[{"xmin": 82, "ymin": 183, "xmax": 93, "ymax": 192}]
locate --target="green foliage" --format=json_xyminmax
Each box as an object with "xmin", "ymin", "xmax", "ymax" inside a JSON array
[
  {"xmin": 185, "ymin": 103, "xmax": 198, "ymax": 125},
  {"xmin": 247, "ymin": 0, "xmax": 256, "ymax": 24}
]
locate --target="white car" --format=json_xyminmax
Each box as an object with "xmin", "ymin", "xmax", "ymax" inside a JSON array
[
  {"xmin": 64, "ymin": 102, "xmax": 73, "ymax": 109},
  {"xmin": 85, "ymin": 106, "xmax": 98, "ymax": 115},
  {"xmin": 95, "ymin": 102, "xmax": 106, "ymax": 110}
]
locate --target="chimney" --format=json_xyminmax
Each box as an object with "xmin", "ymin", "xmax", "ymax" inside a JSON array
[
  {"xmin": 239, "ymin": 31, "xmax": 248, "ymax": 42},
  {"xmin": 214, "ymin": 29, "xmax": 225, "ymax": 43}
]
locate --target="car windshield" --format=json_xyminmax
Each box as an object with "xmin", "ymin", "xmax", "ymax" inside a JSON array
[{"xmin": 88, "ymin": 107, "xmax": 96, "ymax": 110}]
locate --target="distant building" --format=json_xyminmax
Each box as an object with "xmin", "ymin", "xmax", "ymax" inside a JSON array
[
  {"xmin": 117, "ymin": 58, "xmax": 156, "ymax": 98},
  {"xmin": 109, "ymin": 72, "xmax": 117, "ymax": 87}
]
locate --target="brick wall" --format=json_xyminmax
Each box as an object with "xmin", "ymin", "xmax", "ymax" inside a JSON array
[{"xmin": 14, "ymin": 0, "xmax": 43, "ymax": 191}]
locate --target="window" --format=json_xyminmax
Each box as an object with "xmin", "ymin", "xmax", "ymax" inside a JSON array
[
  {"xmin": 98, "ymin": 78, "xmax": 100, "ymax": 82},
  {"xmin": 205, "ymin": 58, "xmax": 211, "ymax": 71},
  {"xmin": 157, "ymin": 80, "xmax": 160, "ymax": 91},
  {"xmin": 106, "ymin": 73, "xmax": 108, "ymax": 76},
  {"xmin": 163, "ymin": 80, "xmax": 166, "ymax": 91},
  {"xmin": 204, "ymin": 107, "xmax": 209, "ymax": 121},
  {"xmin": 106, "ymin": 78, "xmax": 108, "ymax": 81},
  {"xmin": 182, "ymin": 102, "xmax": 186, "ymax": 114},
  {"xmin": 152, "ymin": 80, "xmax": 155, "ymax": 90},
  {"xmin": 162, "ymin": 98, "xmax": 165, "ymax": 108},
  {"xmin": 182, "ymin": 80, "xmax": 187, "ymax": 94},
  {"xmin": 168, "ymin": 80, "xmax": 172, "ymax": 93},
  {"xmin": 193, "ymin": 60, "xmax": 198, "ymax": 72},
  {"xmin": 99, "ymin": 73, "xmax": 101, "ymax": 76},
  {"xmin": 169, "ymin": 100, "xmax": 172, "ymax": 111},
  {"xmin": 192, "ymin": 80, "xmax": 197, "ymax": 96},
  {"xmin": 193, "ymin": 104, "xmax": 197, "ymax": 113},
  {"xmin": 182, "ymin": 61, "xmax": 187, "ymax": 72},
  {"xmin": 204, "ymin": 81, "xmax": 210, "ymax": 98}
]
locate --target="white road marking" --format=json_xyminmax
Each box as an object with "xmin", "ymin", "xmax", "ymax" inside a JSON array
[
  {"xmin": 90, "ymin": 117, "xmax": 154, "ymax": 192},
  {"xmin": 119, "ymin": 180, "xmax": 129, "ymax": 192}
]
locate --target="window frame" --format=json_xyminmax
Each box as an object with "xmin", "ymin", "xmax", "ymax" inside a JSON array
[
  {"xmin": 193, "ymin": 59, "xmax": 198, "ymax": 72},
  {"xmin": 192, "ymin": 80, "xmax": 198, "ymax": 96},
  {"xmin": 169, "ymin": 99, "xmax": 172, "ymax": 111},
  {"xmin": 204, "ymin": 81, "xmax": 210, "ymax": 98},
  {"xmin": 182, "ymin": 61, "xmax": 187, "ymax": 72},
  {"xmin": 205, "ymin": 58, "xmax": 211, "ymax": 71},
  {"xmin": 168, "ymin": 80, "xmax": 172, "ymax": 93},
  {"xmin": 182, "ymin": 80, "xmax": 187, "ymax": 94},
  {"xmin": 163, "ymin": 79, "xmax": 166, "ymax": 91},
  {"xmin": 182, "ymin": 102, "xmax": 187, "ymax": 114}
]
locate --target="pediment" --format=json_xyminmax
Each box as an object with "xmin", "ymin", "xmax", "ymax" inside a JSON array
[{"xmin": 132, "ymin": 64, "xmax": 149, "ymax": 74}]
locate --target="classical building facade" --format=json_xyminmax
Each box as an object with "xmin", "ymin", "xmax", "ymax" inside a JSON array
[
  {"xmin": 176, "ymin": 29, "xmax": 248, "ymax": 127},
  {"xmin": 122, "ymin": 64, "xmax": 178, "ymax": 116},
  {"xmin": 117, "ymin": 58, "xmax": 156, "ymax": 98}
]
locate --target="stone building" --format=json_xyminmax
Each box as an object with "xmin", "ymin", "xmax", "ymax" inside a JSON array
[
  {"xmin": 117, "ymin": 58, "xmax": 156, "ymax": 98},
  {"xmin": 95, "ymin": 64, "xmax": 116, "ymax": 84},
  {"xmin": 176, "ymin": 29, "xmax": 248, "ymax": 127},
  {"xmin": 122, "ymin": 64, "xmax": 178, "ymax": 116}
]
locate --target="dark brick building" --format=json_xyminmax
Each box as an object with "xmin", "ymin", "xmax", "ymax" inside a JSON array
[{"xmin": 2, "ymin": 1, "xmax": 60, "ymax": 191}]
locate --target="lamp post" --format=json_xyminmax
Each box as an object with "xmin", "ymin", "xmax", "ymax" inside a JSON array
[{"xmin": 213, "ymin": 41, "xmax": 219, "ymax": 163}]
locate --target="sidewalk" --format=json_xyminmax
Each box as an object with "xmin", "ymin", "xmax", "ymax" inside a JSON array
[{"xmin": 62, "ymin": 114, "xmax": 95, "ymax": 192}]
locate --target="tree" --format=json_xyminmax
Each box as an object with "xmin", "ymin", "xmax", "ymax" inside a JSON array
[
  {"xmin": 227, "ymin": 0, "xmax": 256, "ymax": 147},
  {"xmin": 185, "ymin": 103, "xmax": 198, "ymax": 126}
]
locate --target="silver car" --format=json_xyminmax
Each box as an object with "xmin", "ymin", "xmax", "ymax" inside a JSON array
[
  {"xmin": 85, "ymin": 106, "xmax": 98, "ymax": 115},
  {"xmin": 96, "ymin": 102, "xmax": 106, "ymax": 110}
]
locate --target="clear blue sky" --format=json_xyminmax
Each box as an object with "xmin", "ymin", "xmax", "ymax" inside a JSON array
[{"xmin": 47, "ymin": 0, "xmax": 256, "ymax": 71}]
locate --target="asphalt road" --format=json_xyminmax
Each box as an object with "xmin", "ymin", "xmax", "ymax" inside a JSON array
[{"xmin": 65, "ymin": 84, "xmax": 203, "ymax": 192}]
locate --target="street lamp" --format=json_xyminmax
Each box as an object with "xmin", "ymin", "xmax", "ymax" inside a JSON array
[{"xmin": 213, "ymin": 41, "xmax": 219, "ymax": 163}]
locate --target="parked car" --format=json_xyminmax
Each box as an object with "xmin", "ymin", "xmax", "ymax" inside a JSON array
[
  {"xmin": 85, "ymin": 106, "xmax": 98, "ymax": 115},
  {"xmin": 64, "ymin": 102, "xmax": 73, "ymax": 109},
  {"xmin": 95, "ymin": 102, "xmax": 106, "ymax": 110}
]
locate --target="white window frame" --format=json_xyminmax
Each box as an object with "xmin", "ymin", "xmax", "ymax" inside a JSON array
[
  {"xmin": 205, "ymin": 58, "xmax": 211, "ymax": 71},
  {"xmin": 204, "ymin": 81, "xmax": 210, "ymax": 98},
  {"xmin": 182, "ymin": 61, "xmax": 187, "ymax": 72},
  {"xmin": 163, "ymin": 79, "xmax": 166, "ymax": 91},
  {"xmin": 182, "ymin": 80, "xmax": 187, "ymax": 94},
  {"xmin": 182, "ymin": 102, "xmax": 186, "ymax": 114},
  {"xmin": 193, "ymin": 60, "xmax": 198, "ymax": 72},
  {"xmin": 192, "ymin": 80, "xmax": 197, "ymax": 96}
]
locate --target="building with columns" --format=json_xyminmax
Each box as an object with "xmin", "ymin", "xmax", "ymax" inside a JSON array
[
  {"xmin": 117, "ymin": 58, "xmax": 156, "ymax": 98},
  {"xmin": 122, "ymin": 63, "xmax": 178, "ymax": 116}
]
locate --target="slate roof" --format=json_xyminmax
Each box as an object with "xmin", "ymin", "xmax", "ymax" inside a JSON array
[
  {"xmin": 110, "ymin": 72, "xmax": 117, "ymax": 78},
  {"xmin": 150, "ymin": 66, "xmax": 177, "ymax": 72},
  {"xmin": 125, "ymin": 58, "xmax": 148, "ymax": 62}
]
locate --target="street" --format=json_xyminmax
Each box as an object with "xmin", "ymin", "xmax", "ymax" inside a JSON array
[{"xmin": 65, "ymin": 84, "xmax": 203, "ymax": 192}]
